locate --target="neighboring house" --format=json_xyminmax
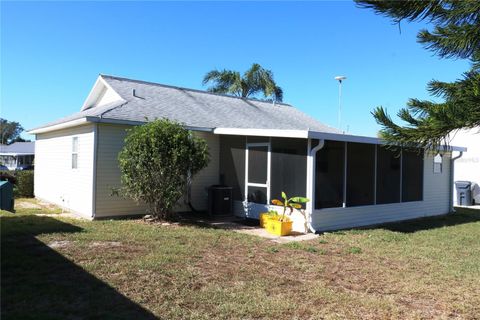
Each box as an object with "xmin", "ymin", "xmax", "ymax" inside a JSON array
[
  {"xmin": 28, "ymin": 75, "xmax": 465, "ymax": 232},
  {"xmin": 0, "ymin": 142, "xmax": 35, "ymax": 170},
  {"xmin": 450, "ymin": 128, "xmax": 480, "ymax": 205}
]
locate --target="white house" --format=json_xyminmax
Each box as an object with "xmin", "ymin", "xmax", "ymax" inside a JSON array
[
  {"xmin": 28, "ymin": 75, "xmax": 466, "ymax": 232},
  {"xmin": 0, "ymin": 142, "xmax": 35, "ymax": 170},
  {"xmin": 450, "ymin": 128, "xmax": 480, "ymax": 205}
]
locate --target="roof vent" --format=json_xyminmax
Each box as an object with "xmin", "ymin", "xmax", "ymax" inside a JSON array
[{"xmin": 132, "ymin": 89, "xmax": 145, "ymax": 99}]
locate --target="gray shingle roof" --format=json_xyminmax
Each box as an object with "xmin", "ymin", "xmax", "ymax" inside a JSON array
[
  {"xmin": 31, "ymin": 75, "xmax": 340, "ymax": 134},
  {"xmin": 0, "ymin": 142, "xmax": 35, "ymax": 154}
]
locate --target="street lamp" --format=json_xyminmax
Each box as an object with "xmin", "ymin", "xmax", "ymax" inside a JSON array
[{"xmin": 334, "ymin": 75, "xmax": 347, "ymax": 131}]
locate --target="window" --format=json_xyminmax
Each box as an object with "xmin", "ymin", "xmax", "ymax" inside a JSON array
[
  {"xmin": 433, "ymin": 154, "xmax": 443, "ymax": 173},
  {"xmin": 346, "ymin": 142, "xmax": 375, "ymax": 207},
  {"xmin": 402, "ymin": 149, "xmax": 423, "ymax": 202},
  {"xmin": 72, "ymin": 137, "xmax": 78, "ymax": 169},
  {"xmin": 315, "ymin": 140, "xmax": 345, "ymax": 209},
  {"xmin": 376, "ymin": 146, "xmax": 401, "ymax": 204}
]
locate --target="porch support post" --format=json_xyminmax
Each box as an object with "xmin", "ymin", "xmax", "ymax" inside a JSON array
[{"xmin": 306, "ymin": 138, "xmax": 325, "ymax": 233}]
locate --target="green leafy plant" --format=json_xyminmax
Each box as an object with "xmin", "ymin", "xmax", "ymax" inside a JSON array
[
  {"xmin": 267, "ymin": 209, "xmax": 278, "ymax": 217},
  {"xmin": 271, "ymin": 191, "xmax": 309, "ymax": 222},
  {"xmin": 118, "ymin": 119, "xmax": 209, "ymax": 220}
]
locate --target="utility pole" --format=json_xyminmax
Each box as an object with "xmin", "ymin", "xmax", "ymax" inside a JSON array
[{"xmin": 334, "ymin": 76, "xmax": 347, "ymax": 131}]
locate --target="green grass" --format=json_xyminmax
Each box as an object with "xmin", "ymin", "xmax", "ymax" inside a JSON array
[{"xmin": 2, "ymin": 202, "xmax": 480, "ymax": 319}]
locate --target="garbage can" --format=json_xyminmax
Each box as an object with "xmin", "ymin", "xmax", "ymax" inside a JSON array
[
  {"xmin": 208, "ymin": 185, "xmax": 233, "ymax": 216},
  {"xmin": 0, "ymin": 181, "xmax": 14, "ymax": 212},
  {"xmin": 455, "ymin": 181, "xmax": 472, "ymax": 206}
]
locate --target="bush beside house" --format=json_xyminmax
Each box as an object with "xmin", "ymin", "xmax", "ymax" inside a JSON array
[
  {"xmin": 118, "ymin": 119, "xmax": 210, "ymax": 220},
  {"xmin": 0, "ymin": 170, "xmax": 34, "ymax": 198}
]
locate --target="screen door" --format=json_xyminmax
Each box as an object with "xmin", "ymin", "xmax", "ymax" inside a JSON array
[{"xmin": 245, "ymin": 143, "xmax": 270, "ymax": 204}]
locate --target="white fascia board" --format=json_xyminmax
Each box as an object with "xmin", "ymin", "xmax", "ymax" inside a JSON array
[
  {"xmin": 0, "ymin": 153, "xmax": 35, "ymax": 156},
  {"xmin": 28, "ymin": 118, "xmax": 90, "ymax": 134},
  {"xmin": 308, "ymin": 131, "xmax": 467, "ymax": 151},
  {"xmin": 308, "ymin": 131, "xmax": 383, "ymax": 144},
  {"xmin": 213, "ymin": 128, "xmax": 308, "ymax": 138},
  {"xmin": 81, "ymin": 76, "xmax": 125, "ymax": 111}
]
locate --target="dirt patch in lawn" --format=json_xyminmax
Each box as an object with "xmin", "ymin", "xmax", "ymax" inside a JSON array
[
  {"xmin": 89, "ymin": 241, "xmax": 123, "ymax": 248},
  {"xmin": 47, "ymin": 240, "xmax": 73, "ymax": 249},
  {"xmin": 193, "ymin": 237, "xmax": 472, "ymax": 319}
]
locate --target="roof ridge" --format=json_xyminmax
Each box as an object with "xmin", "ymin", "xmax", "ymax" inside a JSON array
[{"xmin": 100, "ymin": 74, "xmax": 293, "ymax": 107}]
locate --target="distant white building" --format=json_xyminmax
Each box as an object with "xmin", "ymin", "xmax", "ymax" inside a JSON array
[
  {"xmin": 0, "ymin": 142, "xmax": 35, "ymax": 170},
  {"xmin": 450, "ymin": 128, "xmax": 480, "ymax": 205}
]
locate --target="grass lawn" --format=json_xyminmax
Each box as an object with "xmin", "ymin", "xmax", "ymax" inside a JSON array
[{"xmin": 2, "ymin": 201, "xmax": 480, "ymax": 319}]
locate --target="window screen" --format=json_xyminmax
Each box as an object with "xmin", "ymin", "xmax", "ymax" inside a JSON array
[
  {"xmin": 376, "ymin": 146, "xmax": 401, "ymax": 204},
  {"xmin": 346, "ymin": 142, "xmax": 375, "ymax": 207},
  {"xmin": 247, "ymin": 186, "xmax": 267, "ymax": 204},
  {"xmin": 315, "ymin": 140, "xmax": 345, "ymax": 209},
  {"xmin": 270, "ymin": 138, "xmax": 307, "ymax": 203},
  {"xmin": 402, "ymin": 149, "xmax": 423, "ymax": 202},
  {"xmin": 72, "ymin": 137, "xmax": 78, "ymax": 169},
  {"xmin": 247, "ymin": 146, "xmax": 268, "ymax": 184},
  {"xmin": 219, "ymin": 135, "xmax": 245, "ymax": 201}
]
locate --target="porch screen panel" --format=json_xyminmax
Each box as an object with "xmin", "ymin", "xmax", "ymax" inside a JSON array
[
  {"xmin": 315, "ymin": 140, "xmax": 344, "ymax": 209},
  {"xmin": 248, "ymin": 146, "xmax": 268, "ymax": 184},
  {"xmin": 247, "ymin": 186, "xmax": 268, "ymax": 204},
  {"xmin": 270, "ymin": 138, "xmax": 307, "ymax": 203},
  {"xmin": 402, "ymin": 149, "xmax": 424, "ymax": 202},
  {"xmin": 346, "ymin": 142, "xmax": 375, "ymax": 207},
  {"xmin": 376, "ymin": 146, "xmax": 401, "ymax": 204},
  {"xmin": 219, "ymin": 135, "xmax": 245, "ymax": 201}
]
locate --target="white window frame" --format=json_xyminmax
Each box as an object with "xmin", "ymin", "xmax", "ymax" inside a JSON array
[
  {"xmin": 72, "ymin": 137, "xmax": 79, "ymax": 169},
  {"xmin": 433, "ymin": 153, "xmax": 443, "ymax": 174}
]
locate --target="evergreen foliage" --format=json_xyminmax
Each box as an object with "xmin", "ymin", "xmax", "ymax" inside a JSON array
[{"xmin": 356, "ymin": 0, "xmax": 480, "ymax": 149}]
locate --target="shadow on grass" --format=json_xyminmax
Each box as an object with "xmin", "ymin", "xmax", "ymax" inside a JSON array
[
  {"xmin": 1, "ymin": 215, "xmax": 157, "ymax": 320},
  {"xmin": 376, "ymin": 208, "xmax": 480, "ymax": 233},
  {"xmin": 174, "ymin": 211, "xmax": 260, "ymax": 231}
]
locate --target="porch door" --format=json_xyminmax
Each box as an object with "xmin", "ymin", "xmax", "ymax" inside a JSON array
[{"xmin": 245, "ymin": 143, "xmax": 271, "ymax": 205}]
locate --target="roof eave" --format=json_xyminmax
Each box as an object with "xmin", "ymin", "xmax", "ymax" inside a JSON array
[{"xmin": 28, "ymin": 117, "xmax": 215, "ymax": 134}]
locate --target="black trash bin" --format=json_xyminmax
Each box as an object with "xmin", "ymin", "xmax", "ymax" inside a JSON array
[
  {"xmin": 0, "ymin": 181, "xmax": 14, "ymax": 212},
  {"xmin": 208, "ymin": 185, "xmax": 233, "ymax": 216},
  {"xmin": 455, "ymin": 181, "xmax": 472, "ymax": 206}
]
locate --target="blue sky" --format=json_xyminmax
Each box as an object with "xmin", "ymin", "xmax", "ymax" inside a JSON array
[{"xmin": 1, "ymin": 1, "xmax": 470, "ymax": 139}]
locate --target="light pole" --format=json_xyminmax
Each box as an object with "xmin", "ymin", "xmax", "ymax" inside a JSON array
[{"xmin": 334, "ymin": 75, "xmax": 347, "ymax": 131}]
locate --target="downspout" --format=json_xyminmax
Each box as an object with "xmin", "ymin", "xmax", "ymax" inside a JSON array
[
  {"xmin": 306, "ymin": 139, "xmax": 325, "ymax": 233},
  {"xmin": 91, "ymin": 123, "xmax": 98, "ymax": 219},
  {"xmin": 450, "ymin": 151, "xmax": 463, "ymax": 213}
]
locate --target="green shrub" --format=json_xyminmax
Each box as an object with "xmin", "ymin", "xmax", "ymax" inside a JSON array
[
  {"xmin": 118, "ymin": 119, "xmax": 209, "ymax": 220},
  {"xmin": 15, "ymin": 171, "xmax": 34, "ymax": 197},
  {"xmin": 0, "ymin": 170, "xmax": 34, "ymax": 198}
]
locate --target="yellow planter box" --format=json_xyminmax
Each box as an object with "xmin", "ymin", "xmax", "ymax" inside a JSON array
[
  {"xmin": 259, "ymin": 213, "xmax": 271, "ymax": 228},
  {"xmin": 265, "ymin": 218, "xmax": 293, "ymax": 236}
]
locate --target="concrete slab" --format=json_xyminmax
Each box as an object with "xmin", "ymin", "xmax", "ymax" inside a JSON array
[{"xmin": 179, "ymin": 214, "xmax": 318, "ymax": 243}]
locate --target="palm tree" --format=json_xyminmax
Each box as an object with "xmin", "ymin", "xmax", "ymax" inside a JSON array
[{"xmin": 202, "ymin": 63, "xmax": 283, "ymax": 102}]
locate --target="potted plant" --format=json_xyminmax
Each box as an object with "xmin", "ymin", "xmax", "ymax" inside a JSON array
[
  {"xmin": 266, "ymin": 192, "xmax": 309, "ymax": 236},
  {"xmin": 259, "ymin": 210, "xmax": 278, "ymax": 227}
]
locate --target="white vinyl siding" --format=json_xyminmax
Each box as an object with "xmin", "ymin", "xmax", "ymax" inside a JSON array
[
  {"xmin": 94, "ymin": 124, "xmax": 219, "ymax": 218},
  {"xmin": 34, "ymin": 124, "xmax": 95, "ymax": 217},
  {"xmin": 310, "ymin": 152, "xmax": 452, "ymax": 231}
]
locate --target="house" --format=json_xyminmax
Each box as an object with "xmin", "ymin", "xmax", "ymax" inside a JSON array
[
  {"xmin": 28, "ymin": 75, "xmax": 466, "ymax": 232},
  {"xmin": 450, "ymin": 127, "xmax": 480, "ymax": 205},
  {"xmin": 0, "ymin": 142, "xmax": 35, "ymax": 170}
]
